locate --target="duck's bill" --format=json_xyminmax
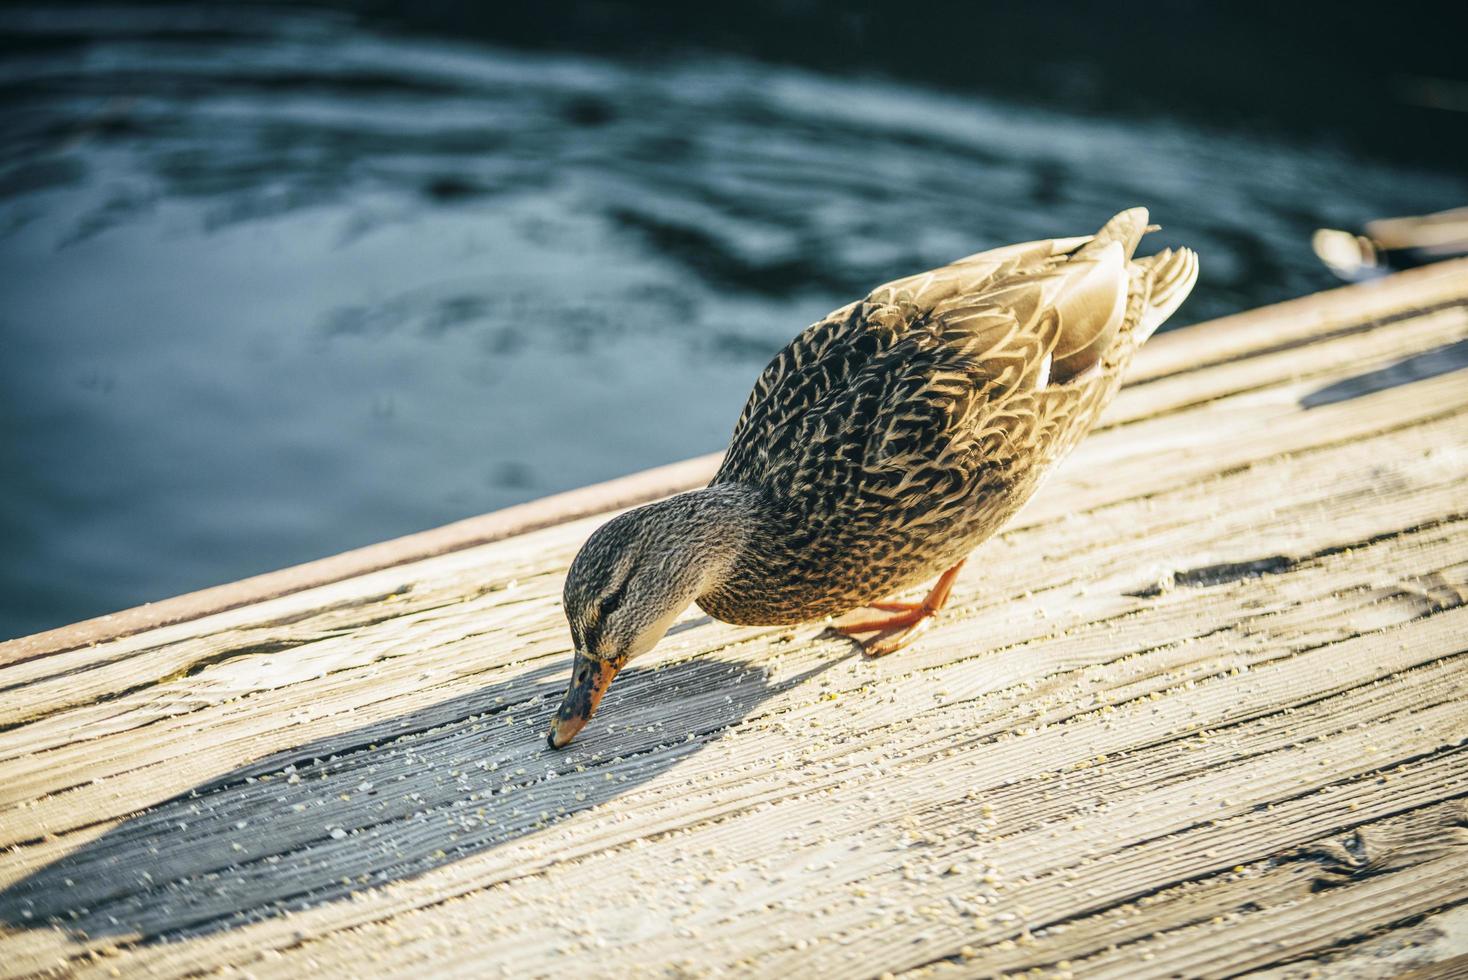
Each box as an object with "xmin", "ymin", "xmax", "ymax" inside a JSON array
[{"xmin": 546, "ymin": 652, "xmax": 623, "ymax": 749}]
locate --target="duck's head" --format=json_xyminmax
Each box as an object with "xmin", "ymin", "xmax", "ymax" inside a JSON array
[{"xmin": 547, "ymin": 487, "xmax": 756, "ymax": 749}]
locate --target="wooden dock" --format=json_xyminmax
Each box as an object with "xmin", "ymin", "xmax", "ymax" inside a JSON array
[{"xmin": 3, "ymin": 260, "xmax": 1468, "ymax": 979}]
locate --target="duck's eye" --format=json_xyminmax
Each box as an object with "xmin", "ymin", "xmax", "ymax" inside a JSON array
[{"xmin": 596, "ymin": 574, "xmax": 632, "ymax": 625}]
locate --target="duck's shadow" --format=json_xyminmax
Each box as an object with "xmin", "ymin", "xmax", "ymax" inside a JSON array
[{"xmin": 0, "ymin": 651, "xmax": 836, "ymax": 944}]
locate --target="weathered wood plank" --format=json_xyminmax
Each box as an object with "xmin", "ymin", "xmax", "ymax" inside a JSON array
[
  {"xmin": 1, "ymin": 259, "xmax": 1466, "ymax": 978},
  {"xmin": 931, "ymin": 800, "xmax": 1468, "ymax": 978}
]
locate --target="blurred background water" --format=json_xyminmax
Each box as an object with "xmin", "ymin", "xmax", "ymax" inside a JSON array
[{"xmin": 2, "ymin": 1, "xmax": 1466, "ymax": 639}]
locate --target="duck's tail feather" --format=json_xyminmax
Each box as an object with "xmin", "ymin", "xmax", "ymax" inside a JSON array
[
  {"xmin": 1076, "ymin": 207, "xmax": 1151, "ymax": 262},
  {"xmin": 1133, "ymin": 246, "xmax": 1200, "ymax": 343}
]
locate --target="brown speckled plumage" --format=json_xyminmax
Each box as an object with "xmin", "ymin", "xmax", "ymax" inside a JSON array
[
  {"xmin": 549, "ymin": 208, "xmax": 1198, "ymax": 747},
  {"xmin": 698, "ymin": 207, "xmax": 1198, "ymax": 624}
]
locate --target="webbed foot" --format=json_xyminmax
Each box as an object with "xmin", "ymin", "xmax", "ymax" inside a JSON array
[{"xmin": 830, "ymin": 559, "xmax": 966, "ymax": 658}]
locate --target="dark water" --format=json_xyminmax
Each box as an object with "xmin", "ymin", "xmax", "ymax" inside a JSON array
[{"xmin": 2, "ymin": 3, "xmax": 1465, "ymax": 640}]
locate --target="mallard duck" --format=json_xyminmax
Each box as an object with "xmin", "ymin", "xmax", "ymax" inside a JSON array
[{"xmin": 548, "ymin": 208, "xmax": 1198, "ymax": 748}]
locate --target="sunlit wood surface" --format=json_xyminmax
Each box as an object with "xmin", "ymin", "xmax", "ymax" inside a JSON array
[{"xmin": 3, "ymin": 260, "xmax": 1467, "ymax": 979}]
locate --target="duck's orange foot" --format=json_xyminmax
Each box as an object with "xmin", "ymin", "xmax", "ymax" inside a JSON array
[
  {"xmin": 830, "ymin": 559, "xmax": 967, "ymax": 658},
  {"xmin": 832, "ymin": 605, "xmax": 937, "ymax": 657}
]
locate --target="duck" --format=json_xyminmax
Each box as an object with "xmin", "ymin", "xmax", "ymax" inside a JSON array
[{"xmin": 548, "ymin": 208, "xmax": 1198, "ymax": 748}]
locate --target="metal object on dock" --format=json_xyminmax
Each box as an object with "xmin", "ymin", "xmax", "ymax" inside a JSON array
[{"xmin": 1314, "ymin": 205, "xmax": 1468, "ymax": 279}]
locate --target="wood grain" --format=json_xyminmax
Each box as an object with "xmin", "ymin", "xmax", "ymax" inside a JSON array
[{"xmin": 1, "ymin": 259, "xmax": 1466, "ymax": 979}]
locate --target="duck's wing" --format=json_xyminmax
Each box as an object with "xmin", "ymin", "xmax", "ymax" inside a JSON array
[
  {"xmin": 714, "ymin": 233, "xmax": 1092, "ymax": 493},
  {"xmin": 762, "ymin": 246, "xmax": 1132, "ymax": 518},
  {"xmin": 715, "ymin": 209, "xmax": 1197, "ymax": 520}
]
